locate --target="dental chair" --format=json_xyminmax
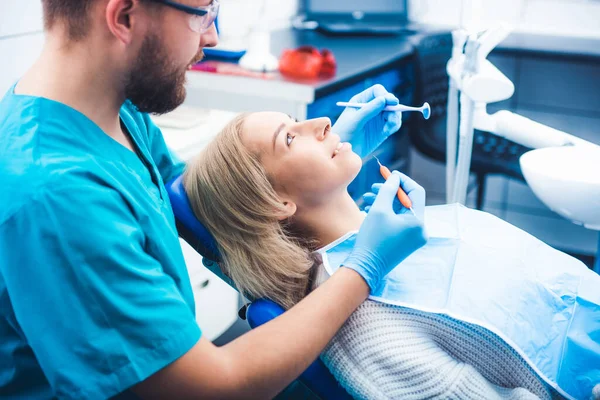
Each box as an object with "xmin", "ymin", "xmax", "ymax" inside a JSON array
[{"xmin": 166, "ymin": 175, "xmax": 352, "ymax": 400}]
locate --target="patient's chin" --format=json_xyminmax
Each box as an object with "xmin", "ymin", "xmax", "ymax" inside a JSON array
[
  {"xmin": 350, "ymin": 151, "xmax": 363, "ymax": 169},
  {"xmin": 344, "ymin": 152, "xmax": 363, "ymax": 182}
]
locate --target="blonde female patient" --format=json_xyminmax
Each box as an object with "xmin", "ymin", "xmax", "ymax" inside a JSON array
[{"xmin": 181, "ymin": 112, "xmax": 568, "ymax": 400}]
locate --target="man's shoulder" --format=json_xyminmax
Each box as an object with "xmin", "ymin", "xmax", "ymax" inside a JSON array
[
  {"xmin": 0, "ymin": 96, "xmax": 48, "ymax": 222},
  {"xmin": 0, "ymin": 165, "xmax": 114, "ymax": 222},
  {"xmin": 1, "ymin": 96, "xmax": 116, "ymax": 184},
  {"xmin": 0, "ymin": 133, "xmax": 122, "ymax": 228},
  {"xmin": 0, "ymin": 97, "xmax": 142, "ymax": 224}
]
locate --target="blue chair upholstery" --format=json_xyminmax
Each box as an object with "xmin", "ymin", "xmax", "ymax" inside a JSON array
[
  {"xmin": 247, "ymin": 299, "xmax": 352, "ymax": 400},
  {"xmin": 167, "ymin": 175, "xmax": 221, "ymax": 261},
  {"xmin": 165, "ymin": 176, "xmax": 352, "ymax": 400}
]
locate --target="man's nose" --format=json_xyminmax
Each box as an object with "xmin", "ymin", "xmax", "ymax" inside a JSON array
[{"xmin": 200, "ymin": 23, "xmax": 218, "ymax": 49}]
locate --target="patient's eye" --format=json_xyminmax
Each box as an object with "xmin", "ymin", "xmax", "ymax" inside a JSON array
[{"xmin": 286, "ymin": 133, "xmax": 294, "ymax": 146}]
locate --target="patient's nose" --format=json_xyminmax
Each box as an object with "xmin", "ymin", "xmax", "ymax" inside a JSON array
[{"xmin": 307, "ymin": 117, "xmax": 332, "ymax": 141}]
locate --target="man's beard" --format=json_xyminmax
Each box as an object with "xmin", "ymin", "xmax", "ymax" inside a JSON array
[{"xmin": 124, "ymin": 34, "xmax": 204, "ymax": 115}]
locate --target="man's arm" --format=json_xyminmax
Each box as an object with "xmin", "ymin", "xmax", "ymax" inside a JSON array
[{"xmin": 133, "ymin": 267, "xmax": 368, "ymax": 399}]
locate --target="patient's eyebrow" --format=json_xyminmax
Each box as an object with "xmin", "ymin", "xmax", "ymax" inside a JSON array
[{"xmin": 272, "ymin": 123, "xmax": 286, "ymax": 151}]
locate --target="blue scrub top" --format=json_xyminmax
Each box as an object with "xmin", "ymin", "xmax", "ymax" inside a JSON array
[{"xmin": 0, "ymin": 85, "xmax": 202, "ymax": 399}]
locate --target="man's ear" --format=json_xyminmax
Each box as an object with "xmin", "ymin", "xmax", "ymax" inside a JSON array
[
  {"xmin": 105, "ymin": 0, "xmax": 140, "ymax": 45},
  {"xmin": 277, "ymin": 200, "xmax": 297, "ymax": 221}
]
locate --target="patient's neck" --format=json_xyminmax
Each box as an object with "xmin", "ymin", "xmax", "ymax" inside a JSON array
[{"xmin": 294, "ymin": 191, "xmax": 365, "ymax": 248}]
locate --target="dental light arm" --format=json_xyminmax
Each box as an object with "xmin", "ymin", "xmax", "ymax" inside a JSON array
[{"xmin": 476, "ymin": 25, "xmax": 512, "ymax": 64}]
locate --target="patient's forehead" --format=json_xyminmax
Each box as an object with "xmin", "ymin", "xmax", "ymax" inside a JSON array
[{"xmin": 242, "ymin": 111, "xmax": 291, "ymax": 152}]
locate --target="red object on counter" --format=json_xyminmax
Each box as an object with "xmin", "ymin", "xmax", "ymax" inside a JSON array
[
  {"xmin": 279, "ymin": 46, "xmax": 337, "ymax": 79},
  {"xmin": 319, "ymin": 49, "xmax": 337, "ymax": 77}
]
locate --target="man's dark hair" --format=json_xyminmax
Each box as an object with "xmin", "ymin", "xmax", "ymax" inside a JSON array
[{"xmin": 41, "ymin": 0, "xmax": 94, "ymax": 40}]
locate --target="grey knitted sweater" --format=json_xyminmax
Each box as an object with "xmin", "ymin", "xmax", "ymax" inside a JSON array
[{"xmin": 312, "ymin": 264, "xmax": 560, "ymax": 400}]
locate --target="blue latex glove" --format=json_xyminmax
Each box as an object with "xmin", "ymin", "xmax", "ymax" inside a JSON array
[
  {"xmin": 332, "ymin": 84, "xmax": 403, "ymax": 159},
  {"xmin": 342, "ymin": 171, "xmax": 428, "ymax": 291},
  {"xmin": 362, "ymin": 172, "xmax": 427, "ymax": 221}
]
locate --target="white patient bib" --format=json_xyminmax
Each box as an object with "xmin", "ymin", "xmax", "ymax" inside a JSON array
[{"xmin": 317, "ymin": 204, "xmax": 600, "ymax": 400}]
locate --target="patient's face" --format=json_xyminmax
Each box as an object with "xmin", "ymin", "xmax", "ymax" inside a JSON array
[{"xmin": 241, "ymin": 112, "xmax": 362, "ymax": 207}]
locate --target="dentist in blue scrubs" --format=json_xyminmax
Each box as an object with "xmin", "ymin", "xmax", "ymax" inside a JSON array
[{"xmin": 0, "ymin": 0, "xmax": 426, "ymax": 398}]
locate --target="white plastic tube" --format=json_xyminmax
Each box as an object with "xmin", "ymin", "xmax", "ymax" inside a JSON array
[
  {"xmin": 452, "ymin": 93, "xmax": 476, "ymax": 204},
  {"xmin": 446, "ymin": 30, "xmax": 468, "ymax": 204},
  {"xmin": 492, "ymin": 111, "xmax": 573, "ymax": 149},
  {"xmin": 446, "ymin": 79, "xmax": 459, "ymax": 204}
]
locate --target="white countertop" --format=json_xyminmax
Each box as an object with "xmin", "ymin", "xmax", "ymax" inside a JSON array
[{"xmin": 152, "ymin": 105, "xmax": 239, "ymax": 161}]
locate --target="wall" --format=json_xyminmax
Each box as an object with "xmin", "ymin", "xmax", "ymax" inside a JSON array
[
  {"xmin": 4, "ymin": 0, "xmax": 599, "ymax": 94},
  {"xmin": 409, "ymin": 0, "xmax": 600, "ymax": 37},
  {"xmin": 0, "ymin": 1, "xmax": 44, "ymax": 95}
]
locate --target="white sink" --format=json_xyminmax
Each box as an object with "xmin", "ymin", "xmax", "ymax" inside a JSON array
[{"xmin": 520, "ymin": 146, "xmax": 600, "ymax": 230}]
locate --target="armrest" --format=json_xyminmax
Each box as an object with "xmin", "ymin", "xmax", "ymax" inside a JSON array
[{"xmin": 247, "ymin": 299, "xmax": 352, "ymax": 400}]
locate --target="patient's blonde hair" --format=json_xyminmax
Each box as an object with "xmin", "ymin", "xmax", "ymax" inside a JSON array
[{"xmin": 183, "ymin": 113, "xmax": 315, "ymax": 310}]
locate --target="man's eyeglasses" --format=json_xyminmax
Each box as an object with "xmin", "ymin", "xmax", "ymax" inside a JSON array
[{"xmin": 145, "ymin": 0, "xmax": 219, "ymax": 34}]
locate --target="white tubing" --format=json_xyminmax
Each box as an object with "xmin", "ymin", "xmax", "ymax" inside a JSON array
[
  {"xmin": 492, "ymin": 111, "xmax": 573, "ymax": 149},
  {"xmin": 446, "ymin": 80, "xmax": 460, "ymax": 204},
  {"xmin": 446, "ymin": 29, "xmax": 468, "ymax": 204},
  {"xmin": 452, "ymin": 94, "xmax": 476, "ymax": 204}
]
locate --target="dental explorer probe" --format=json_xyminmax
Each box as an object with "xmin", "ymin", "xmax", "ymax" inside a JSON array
[{"xmin": 373, "ymin": 156, "xmax": 416, "ymax": 216}]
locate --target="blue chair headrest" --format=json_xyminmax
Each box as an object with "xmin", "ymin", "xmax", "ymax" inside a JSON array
[{"xmin": 166, "ymin": 175, "xmax": 221, "ymax": 262}]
